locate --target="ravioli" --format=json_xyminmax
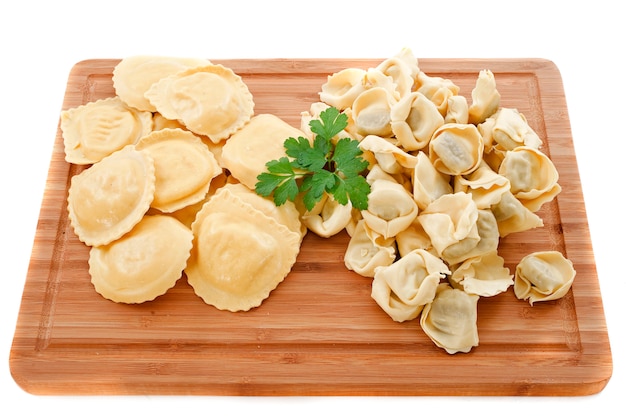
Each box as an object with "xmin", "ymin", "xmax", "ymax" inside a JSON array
[
  {"xmin": 221, "ymin": 113, "xmax": 308, "ymax": 190},
  {"xmin": 135, "ymin": 128, "xmax": 222, "ymax": 213},
  {"xmin": 145, "ymin": 64, "xmax": 254, "ymax": 142},
  {"xmin": 185, "ymin": 187, "xmax": 301, "ymax": 312},
  {"xmin": 61, "ymin": 96, "xmax": 153, "ymax": 164},
  {"xmin": 112, "ymin": 55, "xmax": 212, "ymax": 112},
  {"xmin": 67, "ymin": 145, "xmax": 155, "ymax": 247},
  {"xmin": 89, "ymin": 215, "xmax": 193, "ymax": 303}
]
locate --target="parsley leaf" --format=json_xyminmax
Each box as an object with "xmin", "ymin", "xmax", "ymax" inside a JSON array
[{"xmin": 255, "ymin": 106, "xmax": 370, "ymax": 211}]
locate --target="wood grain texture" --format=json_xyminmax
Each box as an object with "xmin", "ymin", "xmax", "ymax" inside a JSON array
[{"xmin": 9, "ymin": 58, "xmax": 612, "ymax": 396}]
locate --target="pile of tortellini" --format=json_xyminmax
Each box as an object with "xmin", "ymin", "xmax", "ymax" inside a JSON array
[{"xmin": 308, "ymin": 48, "xmax": 576, "ymax": 354}]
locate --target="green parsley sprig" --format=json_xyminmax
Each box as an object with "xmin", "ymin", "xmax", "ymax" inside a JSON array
[{"xmin": 255, "ymin": 107, "xmax": 370, "ymax": 211}]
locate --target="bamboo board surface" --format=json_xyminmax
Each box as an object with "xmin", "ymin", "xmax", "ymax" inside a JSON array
[{"xmin": 10, "ymin": 58, "xmax": 612, "ymax": 396}]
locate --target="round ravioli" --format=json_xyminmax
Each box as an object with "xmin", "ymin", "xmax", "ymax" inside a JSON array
[
  {"xmin": 136, "ymin": 128, "xmax": 222, "ymax": 213},
  {"xmin": 112, "ymin": 55, "xmax": 212, "ymax": 112},
  {"xmin": 61, "ymin": 96, "xmax": 153, "ymax": 164},
  {"xmin": 67, "ymin": 145, "xmax": 155, "ymax": 246},
  {"xmin": 89, "ymin": 215, "xmax": 193, "ymax": 303},
  {"xmin": 186, "ymin": 187, "xmax": 301, "ymax": 312},
  {"xmin": 144, "ymin": 64, "xmax": 254, "ymax": 142}
]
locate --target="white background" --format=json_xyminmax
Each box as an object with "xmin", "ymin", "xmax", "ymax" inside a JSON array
[{"xmin": 1, "ymin": 1, "xmax": 623, "ymax": 415}]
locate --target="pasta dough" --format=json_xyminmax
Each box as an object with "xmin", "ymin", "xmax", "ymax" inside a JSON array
[{"xmin": 89, "ymin": 215, "xmax": 193, "ymax": 303}]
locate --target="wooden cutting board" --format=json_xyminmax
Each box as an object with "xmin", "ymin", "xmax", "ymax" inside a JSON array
[{"xmin": 9, "ymin": 58, "xmax": 612, "ymax": 396}]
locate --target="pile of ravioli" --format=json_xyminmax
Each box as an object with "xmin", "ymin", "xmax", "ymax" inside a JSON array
[
  {"xmin": 63, "ymin": 56, "xmax": 307, "ymax": 311},
  {"xmin": 61, "ymin": 51, "xmax": 577, "ymax": 355}
]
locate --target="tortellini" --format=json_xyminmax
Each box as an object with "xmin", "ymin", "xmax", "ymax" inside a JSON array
[
  {"xmin": 344, "ymin": 219, "xmax": 396, "ymax": 277},
  {"xmin": 352, "ymin": 87, "xmax": 396, "ymax": 137},
  {"xmin": 449, "ymin": 250, "xmax": 513, "ymax": 297},
  {"xmin": 429, "ymin": 123, "xmax": 484, "ymax": 176},
  {"xmin": 390, "ymin": 91, "xmax": 445, "ymax": 151},
  {"xmin": 371, "ymin": 249, "xmax": 450, "ymax": 322},
  {"xmin": 514, "ymin": 251, "xmax": 576, "ymax": 305},
  {"xmin": 361, "ymin": 177, "xmax": 418, "ymax": 239},
  {"xmin": 315, "ymin": 49, "xmax": 574, "ymax": 355},
  {"xmin": 420, "ymin": 283, "xmax": 480, "ymax": 354},
  {"xmin": 300, "ymin": 193, "xmax": 353, "ymax": 238},
  {"xmin": 498, "ymin": 146, "xmax": 561, "ymax": 212},
  {"xmin": 468, "ymin": 69, "xmax": 501, "ymax": 125}
]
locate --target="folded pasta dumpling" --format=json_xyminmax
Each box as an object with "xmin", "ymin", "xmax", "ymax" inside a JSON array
[
  {"xmin": 498, "ymin": 146, "xmax": 561, "ymax": 212},
  {"xmin": 145, "ymin": 64, "xmax": 254, "ymax": 142},
  {"xmin": 371, "ymin": 249, "xmax": 450, "ymax": 322},
  {"xmin": 514, "ymin": 251, "xmax": 576, "ymax": 305},
  {"xmin": 67, "ymin": 145, "xmax": 155, "ymax": 246},
  {"xmin": 429, "ymin": 123, "xmax": 484, "ymax": 176},
  {"xmin": 418, "ymin": 192, "xmax": 479, "ymax": 256},
  {"xmin": 491, "ymin": 191, "xmax": 544, "ymax": 237},
  {"xmin": 319, "ymin": 68, "xmax": 367, "ymax": 110},
  {"xmin": 450, "ymin": 250, "xmax": 513, "ymax": 297},
  {"xmin": 221, "ymin": 114, "xmax": 307, "ymax": 190},
  {"xmin": 444, "ymin": 95, "xmax": 469, "ymax": 124},
  {"xmin": 375, "ymin": 52, "xmax": 417, "ymax": 99},
  {"xmin": 344, "ymin": 219, "xmax": 396, "ymax": 278},
  {"xmin": 89, "ymin": 215, "xmax": 193, "ymax": 303},
  {"xmin": 412, "ymin": 151, "xmax": 452, "ymax": 211},
  {"xmin": 390, "ymin": 91, "xmax": 445, "ymax": 151},
  {"xmin": 440, "ymin": 209, "xmax": 499, "ymax": 266},
  {"xmin": 136, "ymin": 128, "xmax": 222, "ymax": 212},
  {"xmin": 300, "ymin": 192, "xmax": 352, "ymax": 238},
  {"xmin": 395, "ymin": 217, "xmax": 435, "ymax": 258},
  {"xmin": 415, "ymin": 72, "xmax": 460, "ymax": 116},
  {"xmin": 454, "ymin": 162, "xmax": 511, "ymax": 209},
  {"xmin": 61, "ymin": 96, "xmax": 153, "ymax": 165},
  {"xmin": 361, "ymin": 178, "xmax": 419, "ymax": 239},
  {"xmin": 186, "ymin": 187, "xmax": 301, "ymax": 312},
  {"xmin": 358, "ymin": 135, "xmax": 418, "ymax": 174},
  {"xmin": 352, "ymin": 87, "xmax": 396, "ymax": 137},
  {"xmin": 112, "ymin": 55, "xmax": 212, "ymax": 112},
  {"xmin": 491, "ymin": 108, "xmax": 543, "ymax": 150},
  {"xmin": 468, "ymin": 69, "xmax": 501, "ymax": 125},
  {"xmin": 420, "ymin": 283, "xmax": 480, "ymax": 354}
]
